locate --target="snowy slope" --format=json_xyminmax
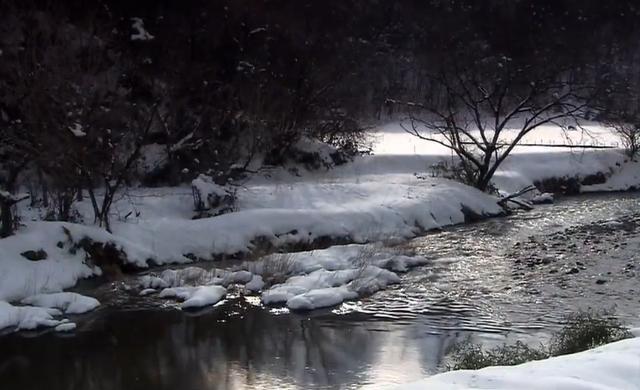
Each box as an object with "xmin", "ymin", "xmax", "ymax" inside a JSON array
[
  {"xmin": 0, "ymin": 223, "xmax": 101, "ymax": 302},
  {"xmin": 395, "ymin": 337, "xmax": 640, "ymax": 390}
]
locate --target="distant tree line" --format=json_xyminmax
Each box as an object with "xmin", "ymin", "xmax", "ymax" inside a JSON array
[{"xmin": 2, "ymin": 0, "xmax": 640, "ymax": 235}]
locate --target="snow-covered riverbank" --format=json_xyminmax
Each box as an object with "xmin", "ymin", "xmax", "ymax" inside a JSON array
[
  {"xmin": 0, "ymin": 174, "xmax": 502, "ymax": 305},
  {"xmin": 395, "ymin": 334, "xmax": 640, "ymax": 390},
  {"xmin": 1, "ymin": 123, "xmax": 639, "ymax": 331}
]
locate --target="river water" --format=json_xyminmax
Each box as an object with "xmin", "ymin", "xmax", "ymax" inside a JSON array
[{"xmin": 1, "ymin": 193, "xmax": 639, "ymax": 389}]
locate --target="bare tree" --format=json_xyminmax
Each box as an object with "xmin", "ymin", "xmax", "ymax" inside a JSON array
[
  {"xmin": 0, "ymin": 139, "xmax": 30, "ymax": 237},
  {"xmin": 390, "ymin": 57, "xmax": 590, "ymax": 191},
  {"xmin": 597, "ymin": 73, "xmax": 640, "ymax": 158},
  {"xmin": 606, "ymin": 121, "xmax": 640, "ymax": 158},
  {"xmin": 70, "ymin": 104, "xmax": 157, "ymax": 233}
]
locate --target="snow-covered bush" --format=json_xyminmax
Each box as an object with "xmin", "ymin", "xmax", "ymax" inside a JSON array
[
  {"xmin": 273, "ymin": 136, "xmax": 359, "ymax": 171},
  {"xmin": 191, "ymin": 174, "xmax": 235, "ymax": 217},
  {"xmin": 311, "ymin": 114, "xmax": 371, "ymax": 159},
  {"xmin": 531, "ymin": 192, "xmax": 554, "ymax": 204}
]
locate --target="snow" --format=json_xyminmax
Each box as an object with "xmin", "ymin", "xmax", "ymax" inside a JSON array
[
  {"xmin": 394, "ymin": 337, "xmax": 640, "ymax": 390},
  {"xmin": 374, "ymin": 254, "xmax": 430, "ymax": 272},
  {"xmin": 158, "ymin": 285, "xmax": 226, "ymax": 309},
  {"xmin": 0, "ymin": 301, "xmax": 63, "ymax": 330},
  {"xmin": 582, "ymin": 159, "xmax": 640, "ymax": 192},
  {"xmin": 277, "ymin": 265, "xmax": 402, "ymax": 311},
  {"xmin": 372, "ymin": 120, "xmax": 640, "ymax": 195},
  {"xmin": 67, "ymin": 123, "xmax": 86, "ymax": 137},
  {"xmin": 140, "ymin": 267, "xmax": 253, "ymax": 289},
  {"xmin": 191, "ymin": 174, "xmax": 232, "ymax": 202},
  {"xmin": 372, "ymin": 120, "xmax": 621, "ymax": 155},
  {"xmin": 292, "ymin": 136, "xmax": 341, "ymax": 167},
  {"xmin": 531, "ymin": 192, "xmax": 554, "ymax": 204},
  {"xmin": 133, "ymin": 245, "xmax": 425, "ymax": 311},
  {"xmin": 0, "ymin": 223, "xmax": 103, "ymax": 302},
  {"xmin": 130, "ymin": 17, "xmax": 154, "ymax": 41},
  {"xmin": 249, "ymin": 27, "xmax": 266, "ymax": 35},
  {"xmin": 245, "ymin": 275, "xmax": 265, "ymax": 292},
  {"xmin": 0, "ymin": 190, "xmax": 27, "ymax": 202},
  {"xmin": 65, "ymin": 170, "xmax": 502, "ymax": 269},
  {"xmin": 245, "ymin": 244, "xmax": 427, "ymax": 276},
  {"xmin": 138, "ymin": 275, "xmax": 169, "ymax": 289},
  {"xmin": 261, "ymin": 268, "xmax": 358, "ymax": 305},
  {"xmin": 0, "ymin": 292, "xmax": 96, "ymax": 331},
  {"xmin": 54, "ymin": 322, "xmax": 76, "ymax": 332},
  {"xmin": 139, "ymin": 288, "xmax": 156, "ymax": 296},
  {"xmin": 21, "ymin": 292, "xmax": 100, "ymax": 314},
  {"xmin": 287, "ymin": 286, "xmax": 357, "ymax": 311},
  {"xmin": 253, "ymin": 245, "xmax": 416, "ymax": 310}
]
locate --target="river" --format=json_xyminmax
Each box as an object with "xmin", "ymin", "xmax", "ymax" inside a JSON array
[{"xmin": 1, "ymin": 192, "xmax": 639, "ymax": 389}]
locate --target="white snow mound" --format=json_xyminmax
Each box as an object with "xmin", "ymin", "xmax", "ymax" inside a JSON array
[
  {"xmin": 0, "ymin": 301, "xmax": 63, "ymax": 330},
  {"xmin": 21, "ymin": 292, "xmax": 100, "ymax": 314},
  {"xmin": 159, "ymin": 285, "xmax": 227, "ymax": 309}
]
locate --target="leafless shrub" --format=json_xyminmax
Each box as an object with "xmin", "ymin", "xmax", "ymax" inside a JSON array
[
  {"xmin": 347, "ymin": 245, "xmax": 381, "ymax": 294},
  {"xmin": 247, "ymin": 253, "xmax": 297, "ymax": 288},
  {"xmin": 607, "ymin": 122, "xmax": 640, "ymax": 158}
]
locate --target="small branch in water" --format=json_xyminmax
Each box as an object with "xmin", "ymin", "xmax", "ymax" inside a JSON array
[{"xmin": 498, "ymin": 185, "xmax": 536, "ymax": 211}]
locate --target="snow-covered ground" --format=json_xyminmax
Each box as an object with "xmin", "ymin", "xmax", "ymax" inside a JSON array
[
  {"xmin": 372, "ymin": 120, "xmax": 622, "ymax": 155},
  {"xmin": 395, "ymin": 336, "xmax": 640, "ymax": 390},
  {"xmin": 372, "ymin": 120, "xmax": 640, "ymax": 194},
  {"xmin": 1, "ymin": 121, "xmax": 639, "ymax": 331}
]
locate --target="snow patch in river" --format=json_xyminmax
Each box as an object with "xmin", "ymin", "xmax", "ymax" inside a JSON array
[
  {"xmin": 21, "ymin": 292, "xmax": 100, "ymax": 314},
  {"xmin": 136, "ymin": 244, "xmax": 426, "ymax": 311},
  {"xmin": 158, "ymin": 285, "xmax": 227, "ymax": 309}
]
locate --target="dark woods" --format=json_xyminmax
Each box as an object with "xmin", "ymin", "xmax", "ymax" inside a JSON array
[{"xmin": 1, "ymin": 0, "xmax": 640, "ymax": 234}]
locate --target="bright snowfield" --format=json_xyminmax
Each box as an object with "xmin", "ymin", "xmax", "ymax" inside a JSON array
[
  {"xmin": 374, "ymin": 121, "xmax": 640, "ymax": 194},
  {"xmin": 1, "ymin": 121, "xmax": 640, "ymax": 332},
  {"xmin": 394, "ymin": 336, "xmax": 640, "ymax": 390}
]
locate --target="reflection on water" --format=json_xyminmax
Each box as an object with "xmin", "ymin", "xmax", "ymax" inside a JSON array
[
  {"xmin": 1, "ymin": 192, "xmax": 639, "ymax": 389},
  {"xmin": 0, "ymin": 302, "xmax": 440, "ymax": 389}
]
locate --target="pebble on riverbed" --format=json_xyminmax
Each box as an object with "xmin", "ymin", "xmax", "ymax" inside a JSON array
[{"xmin": 565, "ymin": 267, "xmax": 580, "ymax": 275}]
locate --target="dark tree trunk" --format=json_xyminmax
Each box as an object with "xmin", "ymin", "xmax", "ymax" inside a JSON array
[{"xmin": 0, "ymin": 200, "xmax": 13, "ymax": 238}]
